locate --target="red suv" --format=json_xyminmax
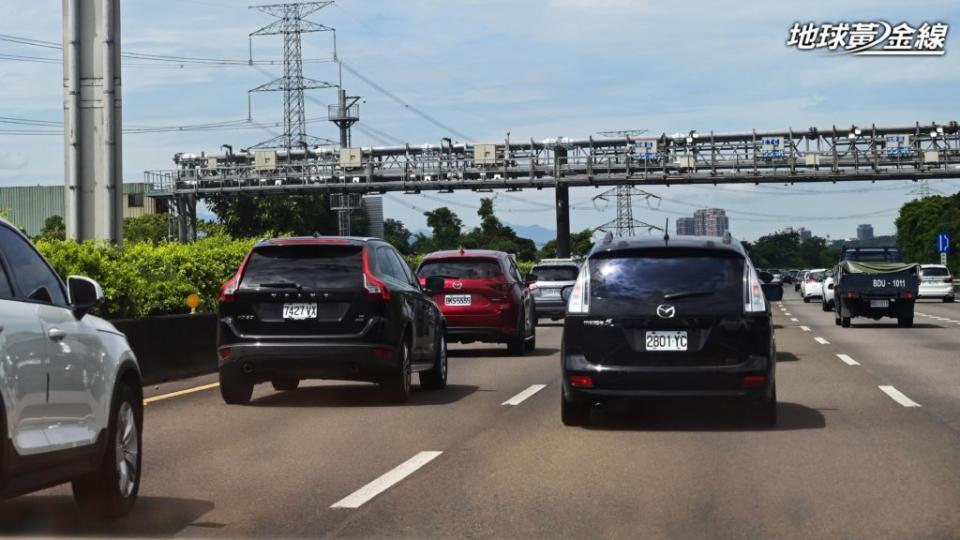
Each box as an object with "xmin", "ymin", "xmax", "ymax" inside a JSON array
[{"xmin": 417, "ymin": 249, "xmax": 536, "ymax": 355}]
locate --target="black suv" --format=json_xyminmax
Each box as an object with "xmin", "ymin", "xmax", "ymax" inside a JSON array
[
  {"xmin": 217, "ymin": 237, "xmax": 447, "ymax": 404},
  {"xmin": 560, "ymin": 235, "xmax": 783, "ymax": 426}
]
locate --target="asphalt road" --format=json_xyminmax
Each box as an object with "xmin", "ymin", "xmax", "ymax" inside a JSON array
[{"xmin": 2, "ymin": 293, "xmax": 960, "ymax": 538}]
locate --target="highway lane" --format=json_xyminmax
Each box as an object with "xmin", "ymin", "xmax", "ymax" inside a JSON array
[
  {"xmin": 1, "ymin": 311, "xmax": 959, "ymax": 538},
  {"xmin": 782, "ymin": 290, "xmax": 960, "ymax": 435}
]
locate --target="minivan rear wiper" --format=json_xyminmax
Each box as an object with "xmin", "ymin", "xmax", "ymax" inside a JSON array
[{"xmin": 662, "ymin": 290, "xmax": 717, "ymax": 301}]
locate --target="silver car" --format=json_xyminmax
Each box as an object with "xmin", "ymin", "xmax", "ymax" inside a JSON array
[
  {"xmin": 528, "ymin": 259, "xmax": 581, "ymax": 320},
  {"xmin": 0, "ymin": 218, "xmax": 142, "ymax": 517}
]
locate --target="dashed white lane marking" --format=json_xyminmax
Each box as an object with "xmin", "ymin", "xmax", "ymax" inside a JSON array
[
  {"xmin": 879, "ymin": 386, "xmax": 921, "ymax": 408},
  {"xmin": 799, "ymin": 326, "xmax": 811, "ymax": 332},
  {"xmin": 784, "ymin": 312, "xmax": 792, "ymax": 316},
  {"xmin": 790, "ymin": 318, "xmax": 799, "ymax": 322},
  {"xmin": 814, "ymin": 337, "xmax": 830, "ymax": 345},
  {"xmin": 502, "ymin": 384, "xmax": 547, "ymax": 406},
  {"xmin": 331, "ymin": 451, "xmax": 443, "ymax": 509},
  {"xmin": 836, "ymin": 354, "xmax": 860, "ymax": 366}
]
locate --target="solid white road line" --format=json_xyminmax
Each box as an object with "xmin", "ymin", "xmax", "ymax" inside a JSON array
[
  {"xmin": 879, "ymin": 386, "xmax": 921, "ymax": 408},
  {"xmin": 814, "ymin": 337, "xmax": 830, "ymax": 345},
  {"xmin": 790, "ymin": 317, "xmax": 799, "ymax": 322},
  {"xmin": 502, "ymin": 384, "xmax": 547, "ymax": 406},
  {"xmin": 331, "ymin": 451, "xmax": 443, "ymax": 509},
  {"xmin": 836, "ymin": 353, "xmax": 860, "ymax": 366},
  {"xmin": 799, "ymin": 326, "xmax": 811, "ymax": 332}
]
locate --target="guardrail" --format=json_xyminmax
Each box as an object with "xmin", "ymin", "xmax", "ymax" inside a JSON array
[{"xmin": 112, "ymin": 314, "xmax": 217, "ymax": 385}]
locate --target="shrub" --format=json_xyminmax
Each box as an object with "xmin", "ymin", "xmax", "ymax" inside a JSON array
[{"xmin": 36, "ymin": 235, "xmax": 255, "ymax": 319}]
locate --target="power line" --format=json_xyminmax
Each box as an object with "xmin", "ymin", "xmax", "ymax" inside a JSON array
[
  {"xmin": 339, "ymin": 61, "xmax": 474, "ymax": 142},
  {"xmin": 0, "ymin": 33, "xmax": 332, "ymax": 67}
]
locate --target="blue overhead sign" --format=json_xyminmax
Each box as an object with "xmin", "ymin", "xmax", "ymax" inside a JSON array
[{"xmin": 937, "ymin": 232, "xmax": 951, "ymax": 253}]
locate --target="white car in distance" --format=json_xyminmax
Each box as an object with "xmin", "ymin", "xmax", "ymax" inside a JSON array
[
  {"xmin": 918, "ymin": 264, "xmax": 955, "ymax": 303},
  {"xmin": 800, "ymin": 268, "xmax": 829, "ymax": 303}
]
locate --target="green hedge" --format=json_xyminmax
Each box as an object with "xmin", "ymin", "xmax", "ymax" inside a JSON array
[
  {"xmin": 37, "ymin": 236, "xmax": 255, "ymax": 319},
  {"xmin": 36, "ymin": 238, "xmax": 538, "ymax": 320}
]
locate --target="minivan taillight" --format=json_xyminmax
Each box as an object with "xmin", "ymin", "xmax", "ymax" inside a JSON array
[
  {"xmin": 362, "ymin": 246, "xmax": 391, "ymax": 302},
  {"xmin": 567, "ymin": 268, "xmax": 589, "ymax": 314}
]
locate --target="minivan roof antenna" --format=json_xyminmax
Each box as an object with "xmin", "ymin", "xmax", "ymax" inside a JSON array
[{"xmin": 663, "ymin": 218, "xmax": 670, "ymax": 243}]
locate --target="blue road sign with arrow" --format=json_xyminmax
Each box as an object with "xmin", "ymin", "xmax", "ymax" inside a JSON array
[{"xmin": 937, "ymin": 232, "xmax": 951, "ymax": 254}]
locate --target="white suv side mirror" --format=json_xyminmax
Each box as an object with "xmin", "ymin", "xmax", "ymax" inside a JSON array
[{"xmin": 67, "ymin": 275, "xmax": 104, "ymax": 318}]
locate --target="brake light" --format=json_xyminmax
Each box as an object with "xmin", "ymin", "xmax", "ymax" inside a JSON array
[
  {"xmin": 219, "ymin": 250, "xmax": 253, "ymax": 304},
  {"xmin": 362, "ymin": 246, "xmax": 391, "ymax": 302},
  {"xmin": 844, "ymin": 291, "xmax": 860, "ymax": 299},
  {"xmin": 806, "ymin": 278, "xmax": 814, "ymax": 283},
  {"xmin": 742, "ymin": 375, "xmax": 766, "ymax": 389},
  {"xmin": 946, "ymin": 277, "xmax": 954, "ymax": 283},
  {"xmin": 899, "ymin": 291, "xmax": 914, "ymax": 299},
  {"xmin": 372, "ymin": 347, "xmax": 393, "ymax": 360},
  {"xmin": 218, "ymin": 347, "xmax": 232, "ymax": 361},
  {"xmin": 491, "ymin": 282, "xmax": 513, "ymax": 292},
  {"xmin": 569, "ymin": 375, "xmax": 594, "ymax": 388}
]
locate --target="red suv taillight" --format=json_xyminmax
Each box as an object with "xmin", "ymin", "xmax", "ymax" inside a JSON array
[
  {"xmin": 219, "ymin": 250, "xmax": 252, "ymax": 304},
  {"xmin": 362, "ymin": 246, "xmax": 391, "ymax": 302}
]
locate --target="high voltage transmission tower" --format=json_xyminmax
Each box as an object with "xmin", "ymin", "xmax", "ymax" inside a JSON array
[
  {"xmin": 248, "ymin": 1, "xmax": 337, "ymax": 150},
  {"xmin": 593, "ymin": 186, "xmax": 662, "ymax": 237}
]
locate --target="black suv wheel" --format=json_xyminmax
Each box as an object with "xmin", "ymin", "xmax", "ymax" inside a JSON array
[
  {"xmin": 382, "ymin": 338, "xmax": 412, "ymax": 403},
  {"xmin": 220, "ymin": 369, "xmax": 254, "ymax": 405}
]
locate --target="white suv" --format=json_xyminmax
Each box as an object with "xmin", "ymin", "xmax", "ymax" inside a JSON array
[
  {"xmin": 918, "ymin": 264, "xmax": 955, "ymax": 302},
  {"xmin": 0, "ymin": 219, "xmax": 142, "ymax": 517},
  {"xmin": 800, "ymin": 268, "xmax": 829, "ymax": 302}
]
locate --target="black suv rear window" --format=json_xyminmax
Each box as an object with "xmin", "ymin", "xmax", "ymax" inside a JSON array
[
  {"xmin": 531, "ymin": 266, "xmax": 579, "ymax": 281},
  {"xmin": 588, "ymin": 250, "xmax": 744, "ymax": 310},
  {"xmin": 418, "ymin": 258, "xmax": 503, "ymax": 279},
  {"xmin": 241, "ymin": 245, "xmax": 363, "ymax": 289}
]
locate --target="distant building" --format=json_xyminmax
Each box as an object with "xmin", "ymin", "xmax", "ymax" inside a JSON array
[
  {"xmin": 857, "ymin": 224, "xmax": 874, "ymax": 241},
  {"xmin": 798, "ymin": 227, "xmax": 812, "ymax": 241},
  {"xmin": 676, "ymin": 217, "xmax": 695, "ymax": 236},
  {"xmin": 0, "ymin": 183, "xmax": 166, "ymax": 237},
  {"xmin": 693, "ymin": 208, "xmax": 729, "ymax": 237}
]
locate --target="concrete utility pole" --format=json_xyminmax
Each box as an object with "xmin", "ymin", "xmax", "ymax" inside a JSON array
[{"xmin": 63, "ymin": 0, "xmax": 123, "ymax": 244}]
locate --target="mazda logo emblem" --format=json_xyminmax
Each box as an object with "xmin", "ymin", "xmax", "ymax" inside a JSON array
[
  {"xmin": 656, "ymin": 304, "xmax": 676, "ymax": 319},
  {"xmin": 453, "ymin": 281, "xmax": 463, "ymax": 290}
]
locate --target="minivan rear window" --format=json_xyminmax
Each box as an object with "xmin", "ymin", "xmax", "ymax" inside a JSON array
[
  {"xmin": 418, "ymin": 258, "xmax": 503, "ymax": 279},
  {"xmin": 531, "ymin": 266, "xmax": 579, "ymax": 281},
  {"xmin": 588, "ymin": 250, "xmax": 744, "ymax": 309},
  {"xmin": 241, "ymin": 245, "xmax": 363, "ymax": 289}
]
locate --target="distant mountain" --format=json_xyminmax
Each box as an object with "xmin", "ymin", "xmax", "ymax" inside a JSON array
[{"xmin": 506, "ymin": 223, "xmax": 556, "ymax": 248}]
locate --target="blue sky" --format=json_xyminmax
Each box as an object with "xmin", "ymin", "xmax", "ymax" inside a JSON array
[{"xmin": 1, "ymin": 0, "xmax": 958, "ymax": 241}]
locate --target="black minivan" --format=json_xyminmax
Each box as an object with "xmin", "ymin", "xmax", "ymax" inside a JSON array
[
  {"xmin": 560, "ymin": 234, "xmax": 783, "ymax": 426},
  {"xmin": 217, "ymin": 237, "xmax": 447, "ymax": 404}
]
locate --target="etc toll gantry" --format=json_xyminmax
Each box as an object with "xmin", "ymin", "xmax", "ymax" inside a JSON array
[{"xmin": 145, "ymin": 121, "xmax": 960, "ymax": 249}]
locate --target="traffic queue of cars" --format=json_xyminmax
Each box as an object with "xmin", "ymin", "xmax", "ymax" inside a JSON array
[
  {"xmin": 28, "ymin": 224, "xmax": 958, "ymax": 512},
  {"xmin": 781, "ymin": 247, "xmax": 954, "ymax": 328}
]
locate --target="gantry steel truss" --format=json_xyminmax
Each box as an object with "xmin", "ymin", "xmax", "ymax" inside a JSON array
[{"xmin": 146, "ymin": 122, "xmax": 959, "ymax": 198}]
